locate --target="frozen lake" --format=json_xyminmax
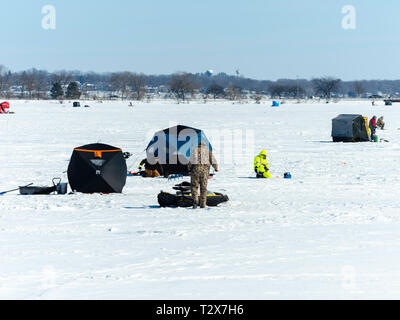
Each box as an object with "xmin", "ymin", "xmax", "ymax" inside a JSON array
[{"xmin": 1, "ymin": 99, "xmax": 400, "ymax": 299}]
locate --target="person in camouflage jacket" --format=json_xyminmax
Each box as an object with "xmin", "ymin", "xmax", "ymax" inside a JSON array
[{"xmin": 188, "ymin": 142, "xmax": 219, "ymax": 209}]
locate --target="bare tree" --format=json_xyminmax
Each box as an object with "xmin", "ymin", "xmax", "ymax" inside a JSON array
[
  {"xmin": 169, "ymin": 72, "xmax": 197, "ymax": 102},
  {"xmin": 109, "ymin": 72, "xmax": 132, "ymax": 100},
  {"xmin": 353, "ymin": 81, "xmax": 365, "ymax": 98},
  {"xmin": 19, "ymin": 70, "xmax": 36, "ymax": 99},
  {"xmin": 269, "ymin": 85, "xmax": 285, "ymax": 99},
  {"xmin": 206, "ymin": 83, "xmax": 225, "ymax": 99},
  {"xmin": 51, "ymin": 71, "xmax": 73, "ymax": 87},
  {"xmin": 270, "ymin": 84, "xmax": 305, "ymax": 99},
  {"xmin": 33, "ymin": 70, "xmax": 49, "ymax": 99},
  {"xmin": 129, "ymin": 73, "xmax": 147, "ymax": 101},
  {"xmin": 312, "ymin": 77, "xmax": 342, "ymax": 101},
  {"xmin": 80, "ymin": 83, "xmax": 89, "ymax": 100},
  {"xmin": 226, "ymin": 83, "xmax": 242, "ymax": 101},
  {"xmin": 0, "ymin": 65, "xmax": 11, "ymax": 98},
  {"xmin": 254, "ymin": 94, "xmax": 263, "ymax": 104}
]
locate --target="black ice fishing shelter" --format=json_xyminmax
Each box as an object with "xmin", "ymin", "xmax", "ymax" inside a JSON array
[
  {"xmin": 332, "ymin": 114, "xmax": 370, "ymax": 142},
  {"xmin": 67, "ymin": 143, "xmax": 127, "ymax": 193}
]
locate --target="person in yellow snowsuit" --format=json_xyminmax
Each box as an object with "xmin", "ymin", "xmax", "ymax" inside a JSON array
[{"xmin": 254, "ymin": 150, "xmax": 272, "ymax": 179}]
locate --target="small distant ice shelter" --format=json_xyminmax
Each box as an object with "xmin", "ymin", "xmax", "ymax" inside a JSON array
[
  {"xmin": 332, "ymin": 114, "xmax": 370, "ymax": 142},
  {"xmin": 0, "ymin": 101, "xmax": 10, "ymax": 114}
]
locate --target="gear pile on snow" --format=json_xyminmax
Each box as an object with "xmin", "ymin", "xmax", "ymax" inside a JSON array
[{"xmin": 158, "ymin": 182, "xmax": 229, "ymax": 208}]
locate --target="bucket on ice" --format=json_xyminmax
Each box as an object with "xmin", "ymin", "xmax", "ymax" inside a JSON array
[
  {"xmin": 52, "ymin": 178, "xmax": 68, "ymax": 195},
  {"xmin": 56, "ymin": 183, "xmax": 68, "ymax": 195}
]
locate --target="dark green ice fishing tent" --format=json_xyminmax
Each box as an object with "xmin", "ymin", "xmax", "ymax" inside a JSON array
[{"xmin": 332, "ymin": 114, "xmax": 370, "ymax": 142}]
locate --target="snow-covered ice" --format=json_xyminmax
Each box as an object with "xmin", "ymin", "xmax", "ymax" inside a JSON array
[{"xmin": 1, "ymin": 99, "xmax": 400, "ymax": 299}]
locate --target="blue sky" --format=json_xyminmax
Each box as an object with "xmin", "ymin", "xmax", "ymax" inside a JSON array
[{"xmin": 1, "ymin": 0, "xmax": 400, "ymax": 80}]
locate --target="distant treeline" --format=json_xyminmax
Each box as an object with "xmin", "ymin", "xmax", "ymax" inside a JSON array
[{"xmin": 0, "ymin": 64, "xmax": 399, "ymax": 100}]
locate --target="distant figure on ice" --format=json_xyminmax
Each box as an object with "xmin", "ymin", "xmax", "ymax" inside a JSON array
[
  {"xmin": 369, "ymin": 116, "xmax": 377, "ymax": 140},
  {"xmin": 139, "ymin": 158, "xmax": 164, "ymax": 178},
  {"xmin": 377, "ymin": 116, "xmax": 385, "ymax": 130},
  {"xmin": 188, "ymin": 142, "xmax": 219, "ymax": 209},
  {"xmin": 254, "ymin": 150, "xmax": 272, "ymax": 179}
]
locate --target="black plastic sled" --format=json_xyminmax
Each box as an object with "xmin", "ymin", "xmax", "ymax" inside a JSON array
[
  {"xmin": 158, "ymin": 182, "xmax": 229, "ymax": 208},
  {"xmin": 19, "ymin": 185, "xmax": 56, "ymax": 195}
]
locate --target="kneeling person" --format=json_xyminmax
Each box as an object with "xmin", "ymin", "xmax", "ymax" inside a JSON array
[
  {"xmin": 254, "ymin": 150, "xmax": 272, "ymax": 179},
  {"xmin": 139, "ymin": 158, "xmax": 164, "ymax": 178}
]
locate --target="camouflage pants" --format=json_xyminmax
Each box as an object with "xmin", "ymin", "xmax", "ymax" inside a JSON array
[{"xmin": 191, "ymin": 166, "xmax": 209, "ymax": 208}]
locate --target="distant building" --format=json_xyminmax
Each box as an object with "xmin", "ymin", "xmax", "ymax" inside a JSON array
[{"xmin": 205, "ymin": 70, "xmax": 214, "ymax": 77}]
